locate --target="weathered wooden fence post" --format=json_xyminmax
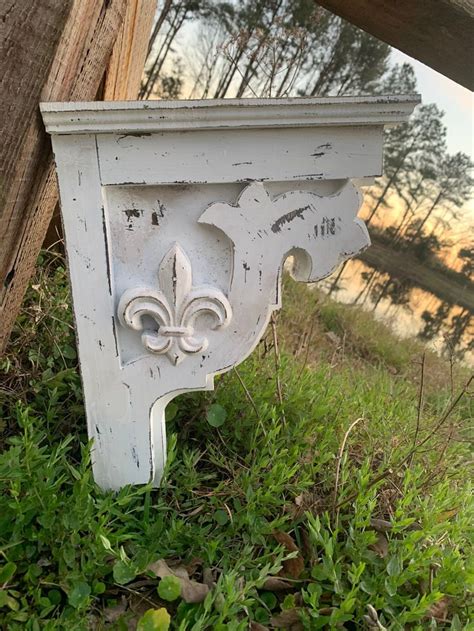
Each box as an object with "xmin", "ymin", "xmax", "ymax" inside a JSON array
[
  {"xmin": 0, "ymin": 0, "xmax": 156, "ymax": 354},
  {"xmin": 41, "ymin": 96, "xmax": 419, "ymax": 490}
]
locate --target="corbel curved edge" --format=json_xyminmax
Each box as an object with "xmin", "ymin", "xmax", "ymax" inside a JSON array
[
  {"xmin": 113, "ymin": 179, "xmax": 370, "ymax": 488},
  {"xmin": 117, "ymin": 179, "xmax": 369, "ymax": 375},
  {"xmin": 199, "ymin": 178, "xmax": 369, "ymax": 297},
  {"xmin": 192, "ymin": 178, "xmax": 369, "ymax": 373}
]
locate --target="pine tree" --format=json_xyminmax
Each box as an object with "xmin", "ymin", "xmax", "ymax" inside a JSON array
[
  {"xmin": 365, "ymin": 103, "xmax": 447, "ymax": 227},
  {"xmin": 408, "ymin": 152, "xmax": 473, "ymax": 243},
  {"xmin": 142, "ymin": 1, "xmax": 392, "ymax": 100}
]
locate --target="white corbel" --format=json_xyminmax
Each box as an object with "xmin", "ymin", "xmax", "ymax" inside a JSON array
[{"xmin": 41, "ymin": 96, "xmax": 419, "ymax": 490}]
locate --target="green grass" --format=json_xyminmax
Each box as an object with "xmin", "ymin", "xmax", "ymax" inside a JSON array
[{"xmin": 0, "ymin": 252, "xmax": 472, "ymax": 630}]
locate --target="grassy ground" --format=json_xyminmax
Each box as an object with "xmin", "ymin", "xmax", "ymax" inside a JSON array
[{"xmin": 0, "ymin": 251, "xmax": 472, "ymax": 630}]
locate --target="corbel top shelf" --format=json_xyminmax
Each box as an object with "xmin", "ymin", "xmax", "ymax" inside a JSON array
[{"xmin": 40, "ymin": 95, "xmax": 420, "ymax": 135}]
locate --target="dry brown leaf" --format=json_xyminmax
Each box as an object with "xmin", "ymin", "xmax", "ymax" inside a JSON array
[
  {"xmin": 318, "ymin": 607, "xmax": 334, "ymax": 615},
  {"xmin": 273, "ymin": 531, "xmax": 305, "ymax": 578},
  {"xmin": 369, "ymin": 531, "xmax": 389, "ymax": 558},
  {"xmin": 370, "ymin": 517, "xmax": 422, "ymax": 532},
  {"xmin": 273, "ymin": 531, "xmax": 299, "ymax": 552},
  {"xmin": 270, "ymin": 609, "xmax": 304, "ymax": 630},
  {"xmin": 148, "ymin": 559, "xmax": 210, "ymax": 604},
  {"xmin": 294, "ymin": 493, "xmax": 304, "ymax": 507},
  {"xmin": 184, "ymin": 557, "xmax": 203, "ymax": 577},
  {"xmin": 167, "ymin": 562, "xmax": 190, "ymax": 580},
  {"xmin": 370, "ymin": 518, "xmax": 393, "ymax": 532},
  {"xmin": 181, "ymin": 579, "xmax": 209, "ymax": 604},
  {"xmin": 202, "ymin": 567, "xmax": 215, "ymax": 589},
  {"xmin": 425, "ymin": 596, "xmax": 450, "ymax": 621},
  {"xmin": 262, "ymin": 576, "xmax": 294, "ymax": 591},
  {"xmin": 103, "ymin": 596, "xmax": 127, "ymax": 623},
  {"xmin": 250, "ymin": 622, "xmax": 269, "ymax": 631},
  {"xmin": 149, "ymin": 559, "xmax": 186, "ymax": 580}
]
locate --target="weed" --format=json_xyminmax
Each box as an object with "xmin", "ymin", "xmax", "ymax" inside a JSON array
[{"xmin": 0, "ymin": 252, "xmax": 472, "ymax": 629}]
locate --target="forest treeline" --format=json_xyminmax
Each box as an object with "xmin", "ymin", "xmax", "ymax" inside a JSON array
[{"xmin": 140, "ymin": 0, "xmax": 473, "ymax": 283}]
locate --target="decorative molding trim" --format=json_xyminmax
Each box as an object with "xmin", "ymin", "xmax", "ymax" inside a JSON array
[
  {"xmin": 43, "ymin": 95, "xmax": 419, "ymax": 490},
  {"xmin": 40, "ymin": 95, "xmax": 420, "ymax": 135},
  {"xmin": 118, "ymin": 244, "xmax": 232, "ymax": 365},
  {"xmin": 200, "ymin": 180, "xmax": 369, "ymax": 288}
]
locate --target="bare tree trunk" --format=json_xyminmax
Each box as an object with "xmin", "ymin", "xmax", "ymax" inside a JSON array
[
  {"xmin": 234, "ymin": 0, "xmax": 283, "ymax": 98},
  {"xmin": 147, "ymin": 0, "xmax": 173, "ymax": 57},
  {"xmin": 214, "ymin": 44, "xmax": 248, "ymax": 98},
  {"xmin": 365, "ymin": 167, "xmax": 400, "ymax": 225},
  {"xmin": 327, "ymin": 261, "xmax": 347, "ymax": 296},
  {"xmin": 141, "ymin": 4, "xmax": 187, "ymax": 99},
  {"xmin": 410, "ymin": 191, "xmax": 443, "ymax": 242},
  {"xmin": 372, "ymin": 277, "xmax": 390, "ymax": 310}
]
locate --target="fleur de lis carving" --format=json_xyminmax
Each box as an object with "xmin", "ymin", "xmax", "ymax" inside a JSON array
[{"xmin": 118, "ymin": 244, "xmax": 232, "ymax": 365}]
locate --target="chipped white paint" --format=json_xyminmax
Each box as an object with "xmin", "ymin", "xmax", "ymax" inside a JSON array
[{"xmin": 41, "ymin": 96, "xmax": 419, "ymax": 490}]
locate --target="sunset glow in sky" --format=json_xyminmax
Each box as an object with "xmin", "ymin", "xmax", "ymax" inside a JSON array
[{"xmin": 390, "ymin": 49, "xmax": 473, "ymax": 260}]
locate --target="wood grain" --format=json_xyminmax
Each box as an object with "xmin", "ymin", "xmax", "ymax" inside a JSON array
[
  {"xmin": 44, "ymin": 0, "xmax": 157, "ymax": 247},
  {"xmin": 104, "ymin": 0, "xmax": 157, "ymax": 100},
  {"xmin": 0, "ymin": 0, "xmax": 72, "ymax": 300},
  {"xmin": 316, "ymin": 0, "xmax": 474, "ymax": 90},
  {"xmin": 0, "ymin": 0, "xmax": 156, "ymax": 354}
]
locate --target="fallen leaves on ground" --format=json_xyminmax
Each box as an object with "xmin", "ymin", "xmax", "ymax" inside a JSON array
[
  {"xmin": 147, "ymin": 559, "xmax": 209, "ymax": 604},
  {"xmin": 370, "ymin": 518, "xmax": 393, "ymax": 532},
  {"xmin": 270, "ymin": 608, "xmax": 304, "ymax": 630},
  {"xmin": 425, "ymin": 596, "xmax": 450, "ymax": 622},
  {"xmin": 369, "ymin": 531, "xmax": 389, "ymax": 558},
  {"xmin": 103, "ymin": 597, "xmax": 128, "ymax": 623},
  {"xmin": 272, "ymin": 531, "xmax": 304, "ymax": 579},
  {"xmin": 262, "ymin": 576, "xmax": 295, "ymax": 591}
]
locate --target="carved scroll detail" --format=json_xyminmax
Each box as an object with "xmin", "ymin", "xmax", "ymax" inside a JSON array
[
  {"xmin": 118, "ymin": 244, "xmax": 232, "ymax": 365},
  {"xmin": 199, "ymin": 180, "xmax": 370, "ymax": 287}
]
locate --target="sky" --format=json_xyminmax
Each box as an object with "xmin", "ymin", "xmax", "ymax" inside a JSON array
[
  {"xmin": 390, "ymin": 49, "xmax": 474, "ymax": 227},
  {"xmin": 156, "ymin": 17, "xmax": 473, "ymax": 163},
  {"xmin": 391, "ymin": 50, "xmax": 473, "ymax": 159}
]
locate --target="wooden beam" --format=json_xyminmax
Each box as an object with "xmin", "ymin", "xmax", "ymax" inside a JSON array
[
  {"xmin": 0, "ymin": 0, "xmax": 73, "ymax": 302},
  {"xmin": 43, "ymin": 0, "xmax": 157, "ymax": 247},
  {"xmin": 0, "ymin": 0, "xmax": 156, "ymax": 354},
  {"xmin": 316, "ymin": 0, "xmax": 474, "ymax": 90},
  {"xmin": 104, "ymin": 0, "xmax": 156, "ymax": 100}
]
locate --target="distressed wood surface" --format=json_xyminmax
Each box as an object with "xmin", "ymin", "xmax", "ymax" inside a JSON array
[
  {"xmin": 96, "ymin": 126, "xmax": 385, "ymax": 185},
  {"xmin": 0, "ymin": 0, "xmax": 72, "ymax": 313},
  {"xmin": 44, "ymin": 0, "xmax": 157, "ymax": 247},
  {"xmin": 0, "ymin": 0, "xmax": 156, "ymax": 355},
  {"xmin": 43, "ymin": 97, "xmax": 418, "ymax": 490},
  {"xmin": 104, "ymin": 0, "xmax": 156, "ymax": 100},
  {"xmin": 316, "ymin": 0, "xmax": 474, "ymax": 90},
  {"xmin": 39, "ymin": 95, "xmax": 419, "ymax": 133}
]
